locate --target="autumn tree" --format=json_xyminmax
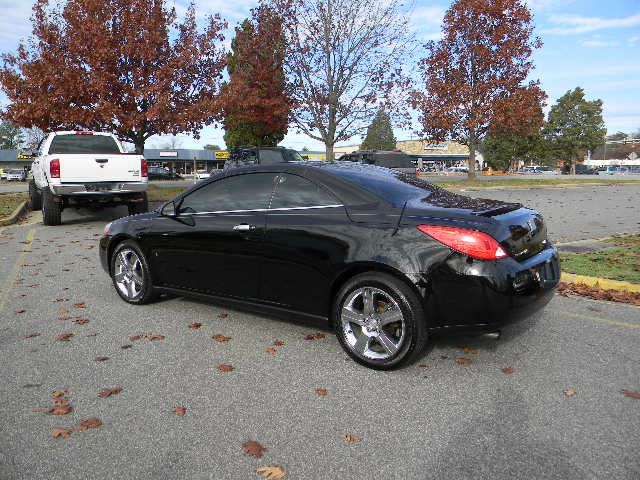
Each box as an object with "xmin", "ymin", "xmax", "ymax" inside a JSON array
[
  {"xmin": 414, "ymin": 0, "xmax": 543, "ymax": 179},
  {"xmin": 543, "ymin": 87, "xmax": 605, "ymax": 174},
  {"xmin": 270, "ymin": 0, "xmax": 412, "ymax": 160},
  {"xmin": 0, "ymin": 0, "xmax": 227, "ymax": 153},
  {"xmin": 222, "ymin": 6, "xmax": 290, "ymax": 149},
  {"xmin": 204, "ymin": 144, "xmax": 222, "ymax": 151},
  {"xmin": 361, "ymin": 109, "xmax": 397, "ymax": 151},
  {"xmin": 0, "ymin": 121, "xmax": 23, "ymax": 149}
]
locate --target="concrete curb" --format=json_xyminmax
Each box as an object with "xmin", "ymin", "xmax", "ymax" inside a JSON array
[
  {"xmin": 561, "ymin": 272, "xmax": 640, "ymax": 294},
  {"xmin": 0, "ymin": 200, "xmax": 28, "ymax": 227},
  {"xmin": 443, "ymin": 182, "xmax": 638, "ymax": 192}
]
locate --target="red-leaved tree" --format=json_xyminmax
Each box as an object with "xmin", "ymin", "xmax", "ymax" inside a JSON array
[
  {"xmin": 0, "ymin": 0, "xmax": 227, "ymax": 153},
  {"xmin": 413, "ymin": 0, "xmax": 543, "ymax": 178},
  {"xmin": 222, "ymin": 5, "xmax": 291, "ymax": 148}
]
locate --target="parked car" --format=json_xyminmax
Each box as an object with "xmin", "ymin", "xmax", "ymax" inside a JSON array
[
  {"xmin": 6, "ymin": 169, "xmax": 26, "ymax": 181},
  {"xmin": 341, "ymin": 150, "xmax": 417, "ymax": 177},
  {"xmin": 148, "ymin": 166, "xmax": 182, "ymax": 181},
  {"xmin": 223, "ymin": 146, "xmax": 304, "ymax": 170},
  {"xmin": 568, "ymin": 164, "xmax": 598, "ymax": 175},
  {"xmin": 194, "ymin": 169, "xmax": 211, "ymax": 180},
  {"xmin": 100, "ymin": 162, "xmax": 559, "ymax": 370},
  {"xmin": 29, "ymin": 131, "xmax": 148, "ymax": 225},
  {"xmin": 0, "ymin": 169, "xmax": 6, "ymax": 180}
]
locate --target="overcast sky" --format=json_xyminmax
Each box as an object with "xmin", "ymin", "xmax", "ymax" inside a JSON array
[{"xmin": 0, "ymin": 0, "xmax": 638, "ymax": 151}]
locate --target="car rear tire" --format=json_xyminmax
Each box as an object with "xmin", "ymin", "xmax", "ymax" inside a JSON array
[
  {"xmin": 42, "ymin": 189, "xmax": 62, "ymax": 226},
  {"xmin": 110, "ymin": 240, "xmax": 158, "ymax": 305},
  {"xmin": 29, "ymin": 180, "xmax": 42, "ymax": 211},
  {"xmin": 332, "ymin": 272, "xmax": 429, "ymax": 370},
  {"xmin": 127, "ymin": 192, "xmax": 148, "ymax": 216}
]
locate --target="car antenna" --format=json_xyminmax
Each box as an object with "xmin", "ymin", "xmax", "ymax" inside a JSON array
[{"xmin": 392, "ymin": 200, "xmax": 407, "ymax": 236}]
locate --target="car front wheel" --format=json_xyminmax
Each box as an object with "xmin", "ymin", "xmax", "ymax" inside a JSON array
[
  {"xmin": 333, "ymin": 272, "xmax": 429, "ymax": 370},
  {"xmin": 110, "ymin": 240, "xmax": 157, "ymax": 304}
]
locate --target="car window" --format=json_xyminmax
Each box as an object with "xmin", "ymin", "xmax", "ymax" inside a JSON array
[
  {"xmin": 259, "ymin": 150, "xmax": 285, "ymax": 165},
  {"xmin": 49, "ymin": 135, "xmax": 121, "ymax": 154},
  {"xmin": 270, "ymin": 174, "xmax": 338, "ymax": 209},
  {"xmin": 178, "ymin": 173, "xmax": 276, "ymax": 214}
]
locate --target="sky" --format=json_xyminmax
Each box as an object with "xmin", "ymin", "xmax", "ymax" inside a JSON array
[{"xmin": 0, "ymin": 0, "xmax": 638, "ymax": 151}]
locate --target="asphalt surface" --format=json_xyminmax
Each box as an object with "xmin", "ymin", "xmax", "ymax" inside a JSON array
[{"xmin": 0, "ymin": 192, "xmax": 639, "ymax": 480}]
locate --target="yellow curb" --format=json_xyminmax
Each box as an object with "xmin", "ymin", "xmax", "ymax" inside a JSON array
[{"xmin": 561, "ymin": 272, "xmax": 640, "ymax": 293}]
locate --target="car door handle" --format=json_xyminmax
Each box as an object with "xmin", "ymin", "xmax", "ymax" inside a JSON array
[{"xmin": 233, "ymin": 223, "xmax": 256, "ymax": 232}]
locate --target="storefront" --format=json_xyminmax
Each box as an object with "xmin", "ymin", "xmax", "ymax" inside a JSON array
[{"xmin": 143, "ymin": 149, "xmax": 228, "ymax": 174}]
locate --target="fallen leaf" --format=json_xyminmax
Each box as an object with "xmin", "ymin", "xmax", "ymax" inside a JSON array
[
  {"xmin": 86, "ymin": 333, "xmax": 97, "ymax": 337},
  {"xmin": 212, "ymin": 334, "xmax": 231, "ymax": 343},
  {"xmin": 455, "ymin": 357, "xmax": 473, "ymax": 366},
  {"xmin": 74, "ymin": 318, "xmax": 89, "ymax": 325},
  {"xmin": 130, "ymin": 333, "xmax": 165, "ymax": 341},
  {"xmin": 173, "ymin": 406, "xmax": 186, "ymax": 416},
  {"xmin": 15, "ymin": 309, "xmax": 26, "ymax": 314},
  {"xmin": 98, "ymin": 387, "xmax": 123, "ymax": 398},
  {"xmin": 557, "ymin": 282, "xmax": 640, "ymax": 306},
  {"xmin": 73, "ymin": 303, "xmax": 86, "ymax": 309},
  {"xmin": 563, "ymin": 389, "xmax": 576, "ymax": 397},
  {"xmin": 58, "ymin": 307, "xmax": 69, "ymax": 314},
  {"xmin": 460, "ymin": 346, "xmax": 479, "ymax": 354},
  {"xmin": 52, "ymin": 298, "xmax": 66, "ymax": 303},
  {"xmin": 217, "ymin": 364, "xmax": 234, "ymax": 372},
  {"xmin": 304, "ymin": 332, "xmax": 326, "ymax": 340},
  {"xmin": 24, "ymin": 332, "xmax": 40, "ymax": 338},
  {"xmin": 587, "ymin": 306, "xmax": 601, "ymax": 312},
  {"xmin": 56, "ymin": 333, "xmax": 74, "ymax": 342},
  {"xmin": 121, "ymin": 344, "xmax": 132, "ymax": 349},
  {"xmin": 273, "ymin": 340, "xmax": 285, "ymax": 347},
  {"xmin": 188, "ymin": 322, "xmax": 203, "ymax": 330},
  {"xmin": 73, "ymin": 418, "xmax": 102, "ymax": 431},
  {"xmin": 502, "ymin": 367, "xmax": 514, "ymax": 375},
  {"xmin": 315, "ymin": 388, "xmax": 328, "ymax": 396},
  {"xmin": 622, "ymin": 389, "xmax": 640, "ymax": 400},
  {"xmin": 243, "ymin": 440, "xmax": 266, "ymax": 458},
  {"xmin": 343, "ymin": 433, "xmax": 359, "ymax": 443},
  {"xmin": 49, "ymin": 405, "xmax": 72, "ymax": 415},
  {"xmin": 218, "ymin": 313, "xmax": 229, "ymax": 319},
  {"xmin": 265, "ymin": 347, "xmax": 277, "ymax": 355},
  {"xmin": 95, "ymin": 356, "xmax": 109, "ymax": 362},
  {"xmin": 256, "ymin": 465, "xmax": 287, "ymax": 480},
  {"xmin": 51, "ymin": 428, "xmax": 72, "ymax": 439},
  {"xmin": 51, "ymin": 389, "xmax": 68, "ymax": 397}
]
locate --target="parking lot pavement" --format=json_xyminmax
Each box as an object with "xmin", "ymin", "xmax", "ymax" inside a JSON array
[
  {"xmin": 0, "ymin": 212, "xmax": 639, "ymax": 480},
  {"xmin": 465, "ymin": 184, "xmax": 640, "ymax": 242}
]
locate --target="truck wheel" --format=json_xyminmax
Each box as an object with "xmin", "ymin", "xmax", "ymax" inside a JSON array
[
  {"xmin": 29, "ymin": 180, "xmax": 42, "ymax": 211},
  {"xmin": 128, "ymin": 192, "xmax": 148, "ymax": 216},
  {"xmin": 42, "ymin": 189, "xmax": 62, "ymax": 226}
]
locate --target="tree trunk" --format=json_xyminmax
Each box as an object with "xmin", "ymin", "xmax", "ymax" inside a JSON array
[
  {"xmin": 134, "ymin": 137, "xmax": 145, "ymax": 154},
  {"xmin": 467, "ymin": 142, "xmax": 477, "ymax": 179},
  {"xmin": 570, "ymin": 157, "xmax": 576, "ymax": 175},
  {"xmin": 325, "ymin": 143, "xmax": 335, "ymax": 162}
]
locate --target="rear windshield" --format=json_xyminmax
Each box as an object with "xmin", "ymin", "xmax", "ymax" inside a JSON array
[{"xmin": 49, "ymin": 135, "xmax": 121, "ymax": 154}]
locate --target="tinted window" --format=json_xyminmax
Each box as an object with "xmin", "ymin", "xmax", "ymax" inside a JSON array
[
  {"xmin": 49, "ymin": 135, "xmax": 121, "ymax": 154},
  {"xmin": 270, "ymin": 174, "xmax": 337, "ymax": 209},
  {"xmin": 178, "ymin": 173, "xmax": 275, "ymax": 213},
  {"xmin": 259, "ymin": 150, "xmax": 285, "ymax": 165}
]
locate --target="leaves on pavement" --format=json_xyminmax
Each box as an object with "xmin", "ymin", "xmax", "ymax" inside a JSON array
[
  {"xmin": 57, "ymin": 333, "xmax": 74, "ymax": 342},
  {"xmin": 217, "ymin": 364, "xmax": 234, "ymax": 372},
  {"xmin": 622, "ymin": 389, "xmax": 640, "ymax": 399},
  {"xmin": 24, "ymin": 332, "xmax": 40, "ymax": 338},
  {"xmin": 52, "ymin": 397, "xmax": 70, "ymax": 406},
  {"xmin": 218, "ymin": 313, "xmax": 229, "ymax": 319},
  {"xmin": 273, "ymin": 340, "xmax": 285, "ymax": 347},
  {"xmin": 243, "ymin": 440, "xmax": 266, "ymax": 458},
  {"xmin": 265, "ymin": 347, "xmax": 277, "ymax": 355},
  {"xmin": 51, "ymin": 389, "xmax": 68, "ymax": 397},
  {"xmin": 502, "ymin": 367, "xmax": 514, "ymax": 374},
  {"xmin": 73, "ymin": 302, "xmax": 86, "ymax": 309},
  {"xmin": 455, "ymin": 357, "xmax": 472, "ymax": 366},
  {"xmin": 49, "ymin": 405, "xmax": 72, "ymax": 415},
  {"xmin": 343, "ymin": 433, "xmax": 359, "ymax": 443},
  {"xmin": 256, "ymin": 465, "xmax": 287, "ymax": 480},
  {"xmin": 15, "ymin": 309, "xmax": 26, "ymax": 314},
  {"xmin": 212, "ymin": 334, "xmax": 231, "ymax": 343},
  {"xmin": 51, "ymin": 427, "xmax": 72, "ymax": 439},
  {"xmin": 458, "ymin": 346, "xmax": 479, "ymax": 354},
  {"xmin": 188, "ymin": 322, "xmax": 203, "ymax": 329},
  {"xmin": 173, "ymin": 406, "xmax": 186, "ymax": 416},
  {"xmin": 73, "ymin": 418, "xmax": 102, "ymax": 431},
  {"xmin": 315, "ymin": 388, "xmax": 328, "ymax": 396},
  {"xmin": 95, "ymin": 356, "xmax": 109, "ymax": 362},
  {"xmin": 304, "ymin": 332, "xmax": 325, "ymax": 341},
  {"xmin": 130, "ymin": 333, "xmax": 165, "ymax": 341},
  {"xmin": 557, "ymin": 282, "xmax": 640, "ymax": 306},
  {"xmin": 563, "ymin": 389, "xmax": 576, "ymax": 397},
  {"xmin": 98, "ymin": 387, "xmax": 122, "ymax": 398}
]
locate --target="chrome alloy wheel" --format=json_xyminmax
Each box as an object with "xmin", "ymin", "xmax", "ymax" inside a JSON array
[
  {"xmin": 113, "ymin": 249, "xmax": 144, "ymax": 299},
  {"xmin": 340, "ymin": 287, "xmax": 406, "ymax": 360}
]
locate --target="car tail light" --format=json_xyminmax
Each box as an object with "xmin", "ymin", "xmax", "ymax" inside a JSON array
[
  {"xmin": 50, "ymin": 159, "xmax": 60, "ymax": 178},
  {"xmin": 75, "ymin": 131, "xmax": 93, "ymax": 135},
  {"xmin": 141, "ymin": 158, "xmax": 148, "ymax": 177},
  {"xmin": 417, "ymin": 225, "xmax": 508, "ymax": 260}
]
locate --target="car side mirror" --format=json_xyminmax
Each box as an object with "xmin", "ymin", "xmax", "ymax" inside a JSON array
[{"xmin": 161, "ymin": 201, "xmax": 177, "ymax": 217}]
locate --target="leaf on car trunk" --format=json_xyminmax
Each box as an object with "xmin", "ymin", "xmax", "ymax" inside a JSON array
[
  {"xmin": 243, "ymin": 440, "xmax": 266, "ymax": 458},
  {"xmin": 212, "ymin": 334, "xmax": 231, "ymax": 343},
  {"xmin": 256, "ymin": 465, "xmax": 287, "ymax": 480}
]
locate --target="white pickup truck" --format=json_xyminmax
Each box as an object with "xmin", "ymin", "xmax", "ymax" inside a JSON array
[{"xmin": 28, "ymin": 131, "xmax": 148, "ymax": 225}]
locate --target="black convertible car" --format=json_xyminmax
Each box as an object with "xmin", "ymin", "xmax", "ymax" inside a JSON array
[{"xmin": 100, "ymin": 162, "xmax": 559, "ymax": 369}]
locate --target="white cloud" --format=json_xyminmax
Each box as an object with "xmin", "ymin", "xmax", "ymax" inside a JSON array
[
  {"xmin": 581, "ymin": 39, "xmax": 620, "ymax": 48},
  {"xmin": 0, "ymin": 0, "xmax": 34, "ymax": 53},
  {"xmin": 629, "ymin": 35, "xmax": 640, "ymax": 46},
  {"xmin": 408, "ymin": 5, "xmax": 446, "ymax": 42},
  {"xmin": 543, "ymin": 11, "xmax": 640, "ymax": 35}
]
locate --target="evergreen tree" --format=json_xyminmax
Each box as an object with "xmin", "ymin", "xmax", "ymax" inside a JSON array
[
  {"xmin": 361, "ymin": 109, "xmax": 396, "ymax": 150},
  {"xmin": 543, "ymin": 87, "xmax": 606, "ymax": 174},
  {"xmin": 0, "ymin": 121, "xmax": 23, "ymax": 149}
]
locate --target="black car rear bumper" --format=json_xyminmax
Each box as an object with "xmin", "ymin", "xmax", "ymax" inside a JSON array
[{"xmin": 423, "ymin": 245, "xmax": 559, "ymax": 332}]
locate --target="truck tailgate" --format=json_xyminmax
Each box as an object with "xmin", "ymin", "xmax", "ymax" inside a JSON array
[{"xmin": 57, "ymin": 154, "xmax": 144, "ymax": 183}]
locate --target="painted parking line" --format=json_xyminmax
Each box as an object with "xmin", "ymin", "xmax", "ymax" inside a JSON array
[
  {"xmin": 558, "ymin": 310, "xmax": 640, "ymax": 330},
  {"xmin": 0, "ymin": 228, "xmax": 37, "ymax": 314}
]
